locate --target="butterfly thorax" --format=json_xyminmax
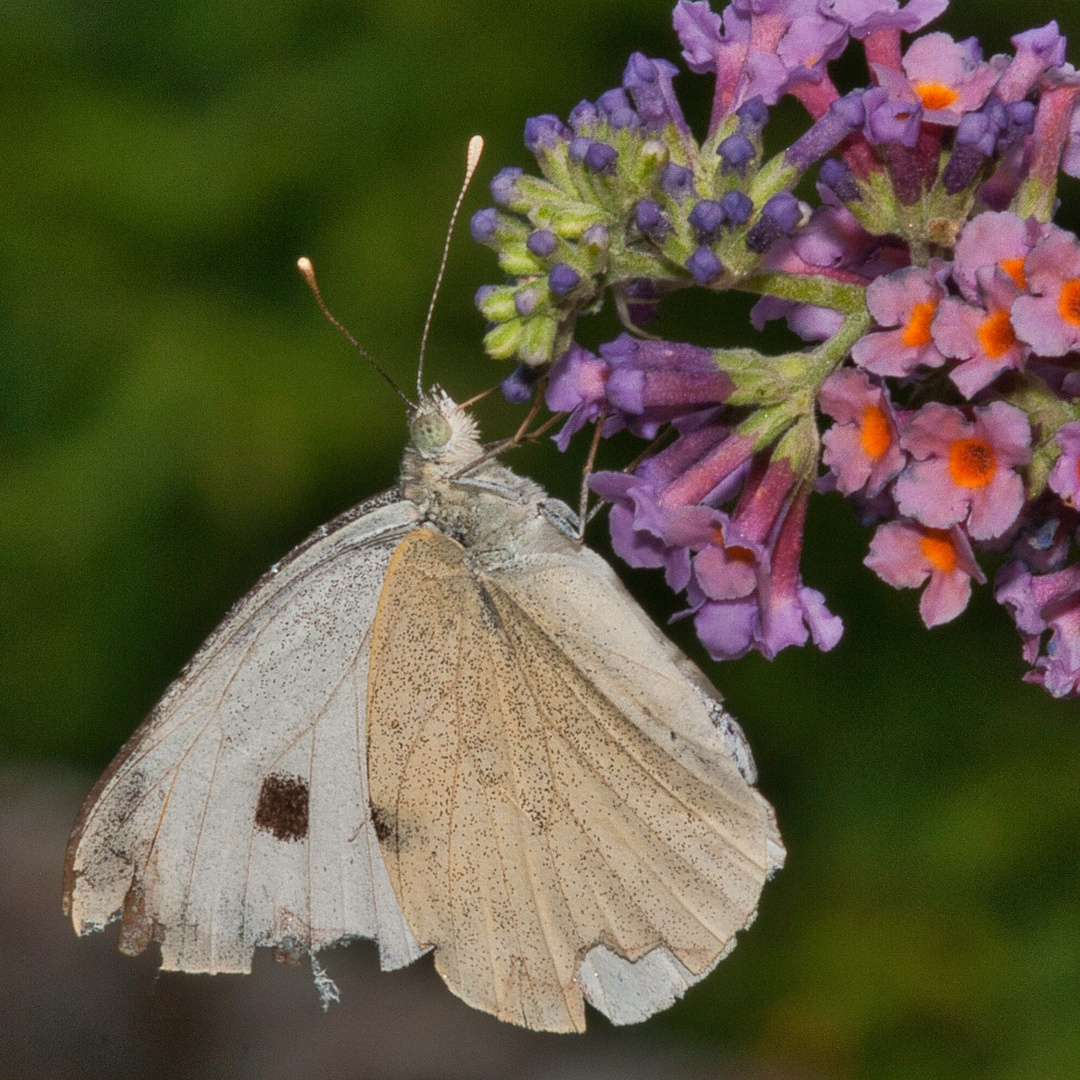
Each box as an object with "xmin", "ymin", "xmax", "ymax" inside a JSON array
[{"xmin": 400, "ymin": 390, "xmax": 551, "ymax": 555}]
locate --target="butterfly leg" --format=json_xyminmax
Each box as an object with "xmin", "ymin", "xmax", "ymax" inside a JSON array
[{"xmin": 576, "ymin": 410, "xmax": 607, "ymax": 544}]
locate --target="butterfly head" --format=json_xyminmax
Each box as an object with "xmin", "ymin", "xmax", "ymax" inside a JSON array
[{"xmin": 406, "ymin": 388, "xmax": 482, "ymax": 470}]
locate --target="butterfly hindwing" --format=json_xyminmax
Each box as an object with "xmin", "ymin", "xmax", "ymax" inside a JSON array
[
  {"xmin": 366, "ymin": 525, "xmax": 784, "ymax": 1032},
  {"xmin": 63, "ymin": 491, "xmax": 425, "ymax": 976}
]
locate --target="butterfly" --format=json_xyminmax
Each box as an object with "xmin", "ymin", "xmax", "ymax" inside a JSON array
[{"xmin": 62, "ymin": 138, "xmax": 785, "ymax": 1033}]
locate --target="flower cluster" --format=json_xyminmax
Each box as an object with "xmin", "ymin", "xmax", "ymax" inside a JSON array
[{"xmin": 472, "ymin": 0, "xmax": 1080, "ymax": 697}]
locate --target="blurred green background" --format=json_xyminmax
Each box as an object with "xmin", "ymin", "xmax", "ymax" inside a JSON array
[{"xmin": 3, "ymin": 1, "xmax": 1080, "ymax": 1077}]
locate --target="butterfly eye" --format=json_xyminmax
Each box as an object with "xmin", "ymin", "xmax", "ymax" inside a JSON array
[{"xmin": 411, "ymin": 412, "xmax": 453, "ymax": 451}]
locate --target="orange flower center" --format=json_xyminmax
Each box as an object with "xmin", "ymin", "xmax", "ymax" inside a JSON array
[
  {"xmin": 859, "ymin": 404, "xmax": 892, "ymax": 460},
  {"xmin": 948, "ymin": 438, "xmax": 997, "ymax": 488},
  {"xmin": 919, "ymin": 529, "xmax": 958, "ymax": 573},
  {"xmin": 914, "ymin": 82, "xmax": 961, "ymax": 111},
  {"xmin": 1059, "ymin": 280, "xmax": 1080, "ymax": 327},
  {"xmin": 999, "ymin": 256, "xmax": 1028, "ymax": 290},
  {"xmin": 901, "ymin": 301, "xmax": 938, "ymax": 348},
  {"xmin": 977, "ymin": 309, "xmax": 1017, "ymax": 360}
]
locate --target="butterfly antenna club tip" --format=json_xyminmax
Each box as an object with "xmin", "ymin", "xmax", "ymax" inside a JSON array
[
  {"xmin": 416, "ymin": 134, "xmax": 485, "ymax": 398},
  {"xmin": 297, "ymin": 256, "xmax": 413, "ymax": 408}
]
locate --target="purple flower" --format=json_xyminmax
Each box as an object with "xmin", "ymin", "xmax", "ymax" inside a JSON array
[
  {"xmin": 791, "ymin": 204, "xmax": 876, "ymax": 272},
  {"xmin": 673, "ymin": 0, "xmax": 847, "ymax": 127},
  {"xmin": 996, "ymin": 22, "xmax": 1068, "ymax": 104},
  {"xmin": 602, "ymin": 335, "xmax": 734, "ymax": 435},
  {"xmin": 1030, "ymin": 613, "xmax": 1080, "ymax": 696},
  {"xmin": 690, "ymin": 597, "xmax": 761, "ymax": 660},
  {"xmin": 664, "ymin": 505, "xmax": 759, "ymax": 600},
  {"xmin": 862, "ymin": 85, "xmax": 923, "ymax": 147},
  {"xmin": 852, "ymin": 267, "xmax": 947, "ymax": 377},
  {"xmin": 786, "ymin": 91, "xmax": 867, "ymax": 168},
  {"xmin": 819, "ymin": 369, "xmax": 906, "ymax": 496},
  {"xmin": 546, "ymin": 344, "xmax": 614, "ymax": 451},
  {"xmin": 749, "ymin": 480, "xmax": 844, "ymax": 658},
  {"xmin": 622, "ymin": 53, "xmax": 691, "ymax": 135},
  {"xmin": 865, "ymin": 520, "xmax": 985, "ymax": 627},
  {"xmin": 893, "ymin": 401, "xmax": 1031, "ymax": 540},
  {"xmin": 774, "ymin": 11, "xmax": 849, "ymax": 89},
  {"xmin": 681, "ymin": 469, "xmax": 843, "ymax": 660},
  {"xmin": 751, "ymin": 296, "xmax": 844, "ymax": 341},
  {"xmin": 673, "ymin": 0, "xmax": 725, "ymax": 74},
  {"xmin": 1011, "ymin": 225, "xmax": 1080, "ymax": 357},
  {"xmin": 932, "ymin": 269, "xmax": 1030, "ymax": 398},
  {"xmin": 820, "ymin": 0, "xmax": 947, "ymax": 38},
  {"xmin": 941, "ymin": 106, "xmax": 1005, "ymax": 194},
  {"xmin": 952, "ymin": 211, "xmax": 1045, "ymax": 303},
  {"xmin": 590, "ymin": 418, "xmax": 751, "ymax": 586},
  {"xmin": 1048, "ymin": 422, "xmax": 1080, "ymax": 507},
  {"xmin": 996, "ymin": 562, "xmax": 1080, "ymax": 696}
]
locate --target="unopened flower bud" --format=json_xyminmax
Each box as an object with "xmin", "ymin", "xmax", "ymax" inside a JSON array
[
  {"xmin": 549, "ymin": 263, "xmax": 581, "ymax": 297},
  {"xmin": 687, "ymin": 246, "xmax": 723, "ymax": 283}
]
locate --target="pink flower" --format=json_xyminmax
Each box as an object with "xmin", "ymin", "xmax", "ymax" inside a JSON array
[
  {"xmin": 1010, "ymin": 224, "xmax": 1080, "ymax": 357},
  {"xmin": 893, "ymin": 402, "xmax": 1031, "ymax": 540},
  {"xmin": 873, "ymin": 32, "xmax": 1001, "ymax": 127},
  {"xmin": 1048, "ymin": 421, "xmax": 1080, "ymax": 507},
  {"xmin": 951, "ymin": 211, "xmax": 1046, "ymax": 303},
  {"xmin": 932, "ymin": 269, "xmax": 1030, "ymax": 398},
  {"xmin": 852, "ymin": 266, "xmax": 948, "ymax": 376},
  {"xmin": 865, "ymin": 519, "xmax": 985, "ymax": 626},
  {"xmin": 818, "ymin": 369, "xmax": 906, "ymax": 495}
]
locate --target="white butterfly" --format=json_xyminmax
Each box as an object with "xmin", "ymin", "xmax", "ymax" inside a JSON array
[{"xmin": 63, "ymin": 138, "xmax": 785, "ymax": 1033}]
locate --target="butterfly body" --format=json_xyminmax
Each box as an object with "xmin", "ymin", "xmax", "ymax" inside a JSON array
[{"xmin": 64, "ymin": 391, "xmax": 784, "ymax": 1032}]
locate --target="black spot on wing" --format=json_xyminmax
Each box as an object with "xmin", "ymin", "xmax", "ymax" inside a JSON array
[
  {"xmin": 255, "ymin": 774, "xmax": 309, "ymax": 842},
  {"xmin": 370, "ymin": 804, "xmax": 396, "ymax": 846}
]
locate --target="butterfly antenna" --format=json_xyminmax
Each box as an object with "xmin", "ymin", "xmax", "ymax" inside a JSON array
[
  {"xmin": 416, "ymin": 134, "xmax": 485, "ymax": 398},
  {"xmin": 297, "ymin": 256, "xmax": 414, "ymax": 408}
]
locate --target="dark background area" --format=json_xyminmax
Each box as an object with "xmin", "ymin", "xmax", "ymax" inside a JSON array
[{"xmin": 3, "ymin": 1, "xmax": 1080, "ymax": 1077}]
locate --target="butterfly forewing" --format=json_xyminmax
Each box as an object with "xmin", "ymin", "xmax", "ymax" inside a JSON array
[
  {"xmin": 366, "ymin": 526, "xmax": 783, "ymax": 1033},
  {"xmin": 64, "ymin": 492, "xmax": 425, "ymax": 975}
]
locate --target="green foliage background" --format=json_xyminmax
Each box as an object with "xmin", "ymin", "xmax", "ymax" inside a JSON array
[{"xmin": 2, "ymin": 1, "xmax": 1080, "ymax": 1076}]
